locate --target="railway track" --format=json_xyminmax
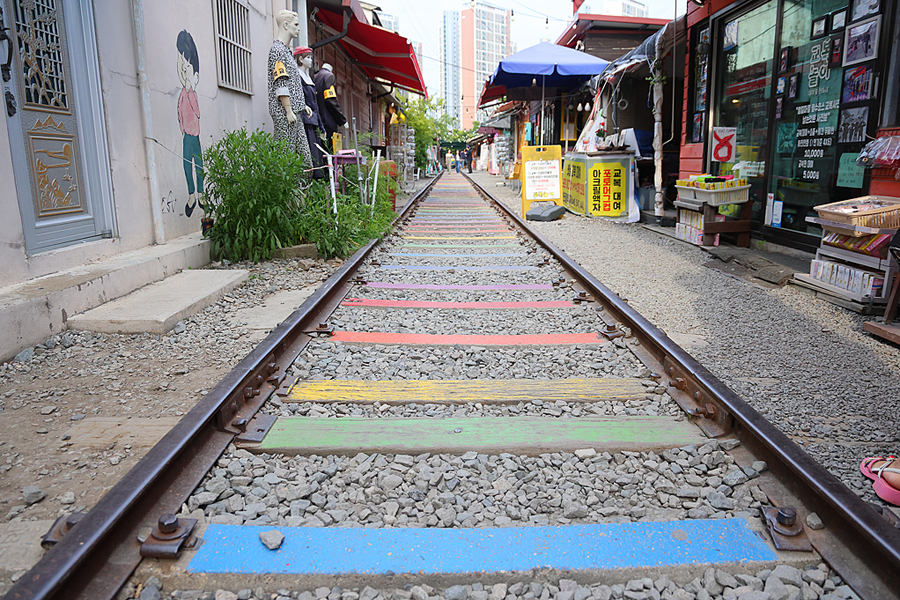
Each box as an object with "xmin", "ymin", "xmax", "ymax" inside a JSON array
[{"xmin": 6, "ymin": 172, "xmax": 900, "ymax": 600}]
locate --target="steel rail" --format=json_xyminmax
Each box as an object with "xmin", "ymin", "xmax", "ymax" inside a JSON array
[
  {"xmin": 465, "ymin": 173, "xmax": 900, "ymax": 600},
  {"xmin": 3, "ymin": 174, "xmax": 441, "ymax": 600}
]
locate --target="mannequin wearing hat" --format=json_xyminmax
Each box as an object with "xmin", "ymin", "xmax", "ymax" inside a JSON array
[
  {"xmin": 293, "ymin": 46, "xmax": 325, "ymax": 178},
  {"xmin": 314, "ymin": 62, "xmax": 348, "ymax": 151},
  {"xmin": 267, "ymin": 10, "xmax": 312, "ymax": 166}
]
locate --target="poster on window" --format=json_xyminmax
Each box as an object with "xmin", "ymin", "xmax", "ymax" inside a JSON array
[{"xmin": 711, "ymin": 127, "xmax": 737, "ymax": 162}]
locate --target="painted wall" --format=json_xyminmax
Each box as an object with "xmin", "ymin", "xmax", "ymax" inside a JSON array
[{"xmin": 138, "ymin": 0, "xmax": 273, "ymax": 240}]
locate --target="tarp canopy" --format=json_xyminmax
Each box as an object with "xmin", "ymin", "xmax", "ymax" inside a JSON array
[
  {"xmin": 589, "ymin": 17, "xmax": 686, "ymax": 93},
  {"xmin": 316, "ymin": 8, "xmax": 428, "ymax": 96},
  {"xmin": 478, "ymin": 42, "xmax": 608, "ymax": 107}
]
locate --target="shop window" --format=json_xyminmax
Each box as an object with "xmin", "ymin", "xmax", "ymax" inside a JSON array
[
  {"xmin": 213, "ymin": 0, "xmax": 252, "ymax": 94},
  {"xmin": 710, "ymin": 0, "xmax": 779, "ymax": 223},
  {"xmin": 768, "ymin": 0, "xmax": 866, "ymax": 234}
]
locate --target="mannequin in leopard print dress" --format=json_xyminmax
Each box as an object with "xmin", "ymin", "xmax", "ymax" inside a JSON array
[{"xmin": 268, "ymin": 10, "xmax": 312, "ymax": 168}]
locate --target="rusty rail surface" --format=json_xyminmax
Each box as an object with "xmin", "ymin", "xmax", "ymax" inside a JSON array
[
  {"xmin": 464, "ymin": 173, "xmax": 900, "ymax": 600},
  {"xmin": 3, "ymin": 175, "xmax": 441, "ymax": 600}
]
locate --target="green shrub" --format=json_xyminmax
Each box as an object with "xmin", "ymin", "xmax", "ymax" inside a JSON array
[
  {"xmin": 203, "ymin": 128, "xmax": 307, "ymax": 262},
  {"xmin": 295, "ymin": 174, "xmax": 396, "ymax": 258}
]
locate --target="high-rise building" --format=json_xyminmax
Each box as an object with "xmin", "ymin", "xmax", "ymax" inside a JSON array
[
  {"xmin": 602, "ymin": 0, "xmax": 647, "ymax": 18},
  {"xmin": 377, "ymin": 12, "xmax": 400, "ymax": 32},
  {"xmin": 459, "ymin": 1, "xmax": 512, "ymax": 129},
  {"xmin": 440, "ymin": 11, "xmax": 461, "ymax": 124},
  {"xmin": 411, "ymin": 41, "xmax": 424, "ymax": 68}
]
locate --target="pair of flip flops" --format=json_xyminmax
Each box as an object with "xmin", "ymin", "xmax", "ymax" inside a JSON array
[{"xmin": 860, "ymin": 456, "xmax": 900, "ymax": 506}]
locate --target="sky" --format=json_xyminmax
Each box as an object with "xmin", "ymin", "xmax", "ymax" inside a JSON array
[{"xmin": 372, "ymin": 0, "xmax": 685, "ymax": 98}]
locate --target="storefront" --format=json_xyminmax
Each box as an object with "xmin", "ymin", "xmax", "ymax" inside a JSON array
[{"xmin": 681, "ymin": 0, "xmax": 897, "ymax": 251}]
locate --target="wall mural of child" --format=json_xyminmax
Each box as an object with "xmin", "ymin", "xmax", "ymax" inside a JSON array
[{"xmin": 176, "ymin": 30, "xmax": 204, "ymax": 218}]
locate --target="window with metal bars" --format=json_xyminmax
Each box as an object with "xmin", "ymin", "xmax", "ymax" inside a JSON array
[{"xmin": 213, "ymin": 0, "xmax": 252, "ymax": 94}]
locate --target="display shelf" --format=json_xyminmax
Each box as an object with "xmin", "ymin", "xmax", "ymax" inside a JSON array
[
  {"xmin": 817, "ymin": 245, "xmax": 890, "ymax": 270},
  {"xmin": 794, "ymin": 273, "xmax": 881, "ymax": 304},
  {"xmin": 674, "ymin": 197, "xmax": 752, "ymax": 247},
  {"xmin": 794, "ymin": 223, "xmax": 898, "ymax": 306},
  {"xmin": 805, "ymin": 216, "xmax": 897, "ymax": 236}
]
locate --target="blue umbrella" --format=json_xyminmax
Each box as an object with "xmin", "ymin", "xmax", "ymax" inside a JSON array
[
  {"xmin": 482, "ymin": 42, "xmax": 608, "ymax": 143},
  {"xmin": 488, "ymin": 42, "xmax": 610, "ymax": 88}
]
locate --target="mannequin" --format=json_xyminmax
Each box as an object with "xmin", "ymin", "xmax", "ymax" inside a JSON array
[
  {"xmin": 293, "ymin": 46, "xmax": 325, "ymax": 178},
  {"xmin": 313, "ymin": 62, "xmax": 348, "ymax": 150},
  {"xmin": 267, "ymin": 10, "xmax": 312, "ymax": 166}
]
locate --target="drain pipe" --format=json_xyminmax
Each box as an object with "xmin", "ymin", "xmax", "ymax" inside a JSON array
[
  {"xmin": 131, "ymin": 0, "xmax": 165, "ymax": 245},
  {"xmin": 310, "ymin": 7, "xmax": 351, "ymax": 51}
]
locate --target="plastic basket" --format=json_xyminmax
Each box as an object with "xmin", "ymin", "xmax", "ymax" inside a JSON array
[
  {"xmin": 814, "ymin": 196, "xmax": 900, "ymax": 229},
  {"xmin": 676, "ymin": 185, "xmax": 751, "ymax": 206}
]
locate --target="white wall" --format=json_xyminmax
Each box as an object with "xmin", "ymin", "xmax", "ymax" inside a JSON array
[{"xmin": 0, "ymin": 0, "xmax": 281, "ymax": 287}]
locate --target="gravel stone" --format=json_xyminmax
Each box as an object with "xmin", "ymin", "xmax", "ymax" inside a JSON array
[
  {"xmin": 806, "ymin": 512, "xmax": 825, "ymax": 530},
  {"xmin": 22, "ymin": 485, "xmax": 46, "ymax": 505},
  {"xmin": 259, "ymin": 530, "xmax": 285, "ymax": 550}
]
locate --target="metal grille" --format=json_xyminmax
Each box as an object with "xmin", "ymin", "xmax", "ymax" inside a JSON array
[
  {"xmin": 213, "ymin": 0, "xmax": 252, "ymax": 94},
  {"xmin": 13, "ymin": 0, "xmax": 69, "ymax": 112}
]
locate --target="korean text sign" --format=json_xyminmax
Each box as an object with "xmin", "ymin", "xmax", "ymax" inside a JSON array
[{"xmin": 588, "ymin": 162, "xmax": 629, "ymax": 218}]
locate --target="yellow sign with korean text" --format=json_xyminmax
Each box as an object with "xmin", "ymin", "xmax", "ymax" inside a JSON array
[
  {"xmin": 588, "ymin": 162, "xmax": 628, "ymax": 218},
  {"xmin": 562, "ymin": 157, "xmax": 586, "ymax": 215},
  {"xmin": 521, "ymin": 145, "xmax": 562, "ymax": 213}
]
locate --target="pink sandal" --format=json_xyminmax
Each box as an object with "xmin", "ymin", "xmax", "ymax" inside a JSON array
[
  {"xmin": 867, "ymin": 457, "xmax": 900, "ymax": 506},
  {"xmin": 860, "ymin": 456, "xmax": 892, "ymax": 481}
]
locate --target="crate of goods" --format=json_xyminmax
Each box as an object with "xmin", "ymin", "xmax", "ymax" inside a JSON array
[
  {"xmin": 814, "ymin": 196, "xmax": 900, "ymax": 230},
  {"xmin": 675, "ymin": 184, "xmax": 751, "ymax": 206}
]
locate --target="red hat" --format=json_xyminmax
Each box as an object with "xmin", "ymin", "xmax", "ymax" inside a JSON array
[{"xmin": 293, "ymin": 46, "xmax": 312, "ymax": 56}]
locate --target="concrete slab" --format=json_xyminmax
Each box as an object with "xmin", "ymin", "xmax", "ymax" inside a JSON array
[
  {"xmin": 64, "ymin": 417, "xmax": 181, "ymax": 448},
  {"xmin": 0, "ymin": 233, "xmax": 210, "ymax": 362},
  {"xmin": 67, "ymin": 270, "xmax": 248, "ymax": 334},
  {"xmin": 230, "ymin": 287, "xmax": 316, "ymax": 333},
  {"xmin": 0, "ymin": 520, "xmax": 52, "ymax": 573}
]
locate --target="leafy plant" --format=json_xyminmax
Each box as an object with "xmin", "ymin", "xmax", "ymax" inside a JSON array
[
  {"xmin": 202, "ymin": 128, "xmax": 307, "ymax": 262},
  {"xmin": 294, "ymin": 174, "xmax": 396, "ymax": 258}
]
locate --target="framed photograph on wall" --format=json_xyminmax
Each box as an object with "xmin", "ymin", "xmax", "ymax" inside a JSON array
[
  {"xmin": 842, "ymin": 63, "xmax": 873, "ymax": 103},
  {"xmin": 788, "ymin": 74, "xmax": 799, "ymax": 99},
  {"xmin": 850, "ymin": 0, "xmax": 879, "ymax": 23},
  {"xmin": 844, "ymin": 15, "xmax": 880, "ymax": 66},
  {"xmin": 811, "ymin": 16, "xmax": 828, "ymax": 39},
  {"xmin": 692, "ymin": 113, "xmax": 705, "ymax": 144},
  {"xmin": 831, "ymin": 9, "xmax": 847, "ymax": 31},
  {"xmin": 830, "ymin": 35, "xmax": 844, "ymax": 67},
  {"xmin": 777, "ymin": 76, "xmax": 786, "ymax": 94},
  {"xmin": 779, "ymin": 47, "xmax": 792, "ymax": 73},
  {"xmin": 775, "ymin": 96, "xmax": 784, "ymax": 119},
  {"xmin": 838, "ymin": 106, "xmax": 869, "ymax": 143}
]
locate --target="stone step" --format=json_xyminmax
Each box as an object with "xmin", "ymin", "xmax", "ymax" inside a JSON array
[
  {"xmin": 242, "ymin": 416, "xmax": 704, "ymax": 456},
  {"xmin": 66, "ymin": 269, "xmax": 248, "ymax": 334},
  {"xmin": 0, "ymin": 233, "xmax": 209, "ymax": 361}
]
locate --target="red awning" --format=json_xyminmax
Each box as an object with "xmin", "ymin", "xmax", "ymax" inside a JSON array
[
  {"xmin": 478, "ymin": 79, "xmax": 507, "ymax": 108},
  {"xmin": 316, "ymin": 9, "xmax": 428, "ymax": 97}
]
